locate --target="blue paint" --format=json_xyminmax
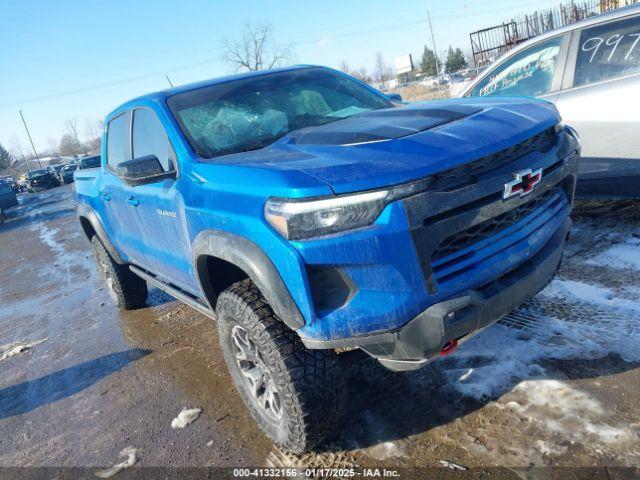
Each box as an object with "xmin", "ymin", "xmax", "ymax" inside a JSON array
[{"xmin": 75, "ymin": 65, "xmax": 574, "ymax": 344}]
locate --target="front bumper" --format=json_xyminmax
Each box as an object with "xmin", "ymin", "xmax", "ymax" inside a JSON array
[
  {"xmin": 361, "ymin": 218, "xmax": 569, "ymax": 370},
  {"xmin": 302, "ymin": 217, "xmax": 572, "ymax": 360},
  {"xmin": 302, "ymin": 218, "xmax": 569, "ymax": 370}
]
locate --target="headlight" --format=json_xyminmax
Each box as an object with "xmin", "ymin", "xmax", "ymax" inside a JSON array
[
  {"xmin": 553, "ymin": 120, "xmax": 565, "ymax": 135},
  {"xmin": 265, "ymin": 180, "xmax": 429, "ymax": 240}
]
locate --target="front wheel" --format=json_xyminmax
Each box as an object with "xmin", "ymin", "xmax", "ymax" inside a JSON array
[{"xmin": 216, "ymin": 279, "xmax": 344, "ymax": 453}]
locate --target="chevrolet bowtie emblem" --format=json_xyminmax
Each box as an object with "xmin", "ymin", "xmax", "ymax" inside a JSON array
[{"xmin": 503, "ymin": 168, "xmax": 543, "ymax": 199}]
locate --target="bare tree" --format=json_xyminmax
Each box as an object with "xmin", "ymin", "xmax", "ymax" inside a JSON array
[
  {"xmin": 64, "ymin": 118, "xmax": 84, "ymax": 154},
  {"xmin": 83, "ymin": 118, "xmax": 103, "ymax": 154},
  {"xmin": 374, "ymin": 52, "xmax": 393, "ymax": 89},
  {"xmin": 8, "ymin": 136, "xmax": 27, "ymax": 164},
  {"xmin": 338, "ymin": 60, "xmax": 350, "ymax": 73},
  {"xmin": 351, "ymin": 67, "xmax": 372, "ymax": 84},
  {"xmin": 83, "ymin": 118, "xmax": 99, "ymax": 140},
  {"xmin": 59, "ymin": 134, "xmax": 82, "ymax": 157},
  {"xmin": 221, "ymin": 21, "xmax": 293, "ymax": 72}
]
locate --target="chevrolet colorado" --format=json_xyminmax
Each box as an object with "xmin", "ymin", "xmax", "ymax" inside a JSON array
[{"xmin": 75, "ymin": 66, "xmax": 580, "ymax": 452}]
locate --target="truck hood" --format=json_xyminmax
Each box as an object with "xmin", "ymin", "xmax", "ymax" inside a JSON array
[{"xmin": 216, "ymin": 97, "xmax": 560, "ymax": 195}]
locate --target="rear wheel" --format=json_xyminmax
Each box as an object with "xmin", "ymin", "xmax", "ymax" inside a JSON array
[
  {"xmin": 91, "ymin": 236, "xmax": 147, "ymax": 310},
  {"xmin": 216, "ymin": 279, "xmax": 344, "ymax": 453}
]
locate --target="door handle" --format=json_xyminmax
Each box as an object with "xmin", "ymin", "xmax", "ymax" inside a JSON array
[
  {"xmin": 127, "ymin": 196, "xmax": 140, "ymax": 207},
  {"xmin": 101, "ymin": 193, "xmax": 111, "ymax": 202}
]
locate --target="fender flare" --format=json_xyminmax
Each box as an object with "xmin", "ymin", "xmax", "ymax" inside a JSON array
[
  {"xmin": 192, "ymin": 230, "xmax": 305, "ymax": 330},
  {"xmin": 76, "ymin": 203, "xmax": 126, "ymax": 265}
]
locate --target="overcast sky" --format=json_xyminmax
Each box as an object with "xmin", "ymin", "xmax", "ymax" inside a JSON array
[{"xmin": 0, "ymin": 0, "xmax": 561, "ymax": 154}]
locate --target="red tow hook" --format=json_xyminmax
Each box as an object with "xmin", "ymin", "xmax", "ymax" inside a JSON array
[{"xmin": 439, "ymin": 339, "xmax": 458, "ymax": 356}]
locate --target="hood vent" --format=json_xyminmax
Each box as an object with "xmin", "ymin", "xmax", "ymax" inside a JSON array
[{"xmin": 288, "ymin": 105, "xmax": 482, "ymax": 146}]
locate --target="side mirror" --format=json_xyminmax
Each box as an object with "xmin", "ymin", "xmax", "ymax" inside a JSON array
[
  {"xmin": 386, "ymin": 93, "xmax": 403, "ymax": 102},
  {"xmin": 115, "ymin": 155, "xmax": 175, "ymax": 186}
]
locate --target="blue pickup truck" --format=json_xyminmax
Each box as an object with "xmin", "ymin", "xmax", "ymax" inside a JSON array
[{"xmin": 75, "ymin": 65, "xmax": 580, "ymax": 452}]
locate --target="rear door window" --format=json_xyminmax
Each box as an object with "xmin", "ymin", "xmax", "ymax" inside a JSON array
[
  {"xmin": 574, "ymin": 15, "xmax": 640, "ymax": 87},
  {"xmin": 472, "ymin": 36, "xmax": 564, "ymax": 97},
  {"xmin": 106, "ymin": 112, "xmax": 131, "ymax": 169}
]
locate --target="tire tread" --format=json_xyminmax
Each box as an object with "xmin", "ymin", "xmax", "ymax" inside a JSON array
[
  {"xmin": 217, "ymin": 279, "xmax": 344, "ymax": 453},
  {"xmin": 91, "ymin": 236, "xmax": 147, "ymax": 310}
]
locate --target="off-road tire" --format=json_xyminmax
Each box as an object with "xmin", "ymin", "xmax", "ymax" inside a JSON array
[
  {"xmin": 216, "ymin": 279, "xmax": 344, "ymax": 453},
  {"xmin": 91, "ymin": 235, "xmax": 147, "ymax": 310}
]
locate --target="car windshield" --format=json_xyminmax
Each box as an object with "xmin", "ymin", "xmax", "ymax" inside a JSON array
[
  {"xmin": 28, "ymin": 170, "xmax": 47, "ymax": 178},
  {"xmin": 63, "ymin": 164, "xmax": 78, "ymax": 171},
  {"xmin": 167, "ymin": 68, "xmax": 392, "ymax": 158}
]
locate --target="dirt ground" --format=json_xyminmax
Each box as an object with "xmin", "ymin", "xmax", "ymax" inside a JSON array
[{"xmin": 0, "ymin": 184, "xmax": 639, "ymax": 479}]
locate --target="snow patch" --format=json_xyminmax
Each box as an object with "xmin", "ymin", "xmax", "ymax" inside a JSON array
[
  {"xmin": 446, "ymin": 279, "xmax": 640, "ymax": 400},
  {"xmin": 535, "ymin": 440, "xmax": 567, "ymax": 456},
  {"xmin": 458, "ymin": 368, "xmax": 474, "ymax": 382},
  {"xmin": 586, "ymin": 240, "xmax": 640, "ymax": 271},
  {"xmin": 29, "ymin": 220, "xmax": 91, "ymax": 283},
  {"xmin": 360, "ymin": 410, "xmax": 406, "ymax": 460},
  {"xmin": 509, "ymin": 380, "xmax": 633, "ymax": 444},
  {"xmin": 171, "ymin": 407, "xmax": 202, "ymax": 429},
  {"xmin": 95, "ymin": 446, "xmax": 138, "ymax": 478},
  {"xmin": 549, "ymin": 279, "xmax": 640, "ymax": 312},
  {"xmin": 0, "ymin": 339, "xmax": 47, "ymax": 362},
  {"xmin": 365, "ymin": 441, "xmax": 404, "ymax": 461},
  {"xmin": 438, "ymin": 460, "xmax": 467, "ymax": 470},
  {"xmin": 440, "ymin": 275, "xmax": 640, "ymax": 451}
]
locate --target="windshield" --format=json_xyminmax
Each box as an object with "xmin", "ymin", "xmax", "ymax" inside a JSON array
[
  {"xmin": 63, "ymin": 164, "xmax": 78, "ymax": 171},
  {"xmin": 167, "ymin": 68, "xmax": 392, "ymax": 158},
  {"xmin": 28, "ymin": 170, "xmax": 47, "ymax": 178}
]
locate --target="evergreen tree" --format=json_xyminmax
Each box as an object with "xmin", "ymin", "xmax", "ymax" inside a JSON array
[
  {"xmin": 420, "ymin": 46, "xmax": 440, "ymax": 77},
  {"xmin": 0, "ymin": 143, "xmax": 13, "ymax": 171},
  {"xmin": 445, "ymin": 46, "xmax": 468, "ymax": 73}
]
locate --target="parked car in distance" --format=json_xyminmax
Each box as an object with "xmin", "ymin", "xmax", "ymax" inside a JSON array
[
  {"xmin": 75, "ymin": 66, "xmax": 579, "ymax": 453},
  {"xmin": 461, "ymin": 5, "xmax": 640, "ymax": 198},
  {"xmin": 26, "ymin": 169, "xmax": 59, "ymax": 192},
  {"xmin": 77, "ymin": 155, "xmax": 101, "ymax": 170},
  {"xmin": 47, "ymin": 164, "xmax": 66, "ymax": 181},
  {"xmin": 0, "ymin": 180, "xmax": 18, "ymax": 215},
  {"xmin": 0, "ymin": 176, "xmax": 19, "ymax": 192},
  {"xmin": 60, "ymin": 163, "xmax": 78, "ymax": 183}
]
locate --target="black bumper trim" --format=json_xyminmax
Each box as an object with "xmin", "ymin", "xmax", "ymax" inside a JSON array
[{"xmin": 301, "ymin": 218, "xmax": 570, "ymax": 370}]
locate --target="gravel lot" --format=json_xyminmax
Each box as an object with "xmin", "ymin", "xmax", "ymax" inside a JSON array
[{"xmin": 0, "ymin": 184, "xmax": 638, "ymax": 478}]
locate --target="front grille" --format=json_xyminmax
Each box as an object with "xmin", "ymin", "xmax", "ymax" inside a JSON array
[
  {"xmin": 432, "ymin": 189, "xmax": 559, "ymax": 263},
  {"xmin": 430, "ymin": 127, "xmax": 556, "ymax": 192}
]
